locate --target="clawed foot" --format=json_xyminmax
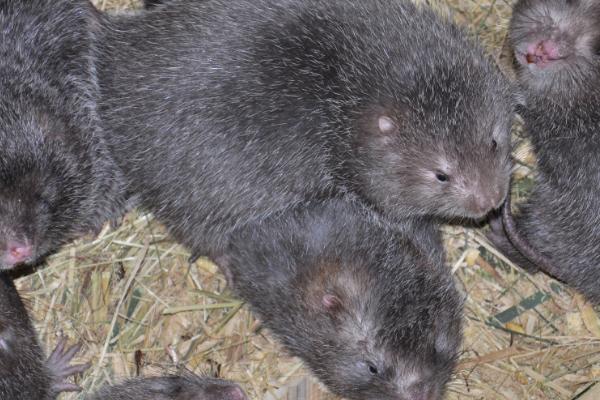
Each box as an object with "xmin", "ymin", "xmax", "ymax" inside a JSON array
[{"xmin": 46, "ymin": 337, "xmax": 90, "ymax": 394}]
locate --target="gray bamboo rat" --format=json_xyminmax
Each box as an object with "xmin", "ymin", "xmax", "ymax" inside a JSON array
[
  {"xmin": 99, "ymin": 0, "xmax": 515, "ymax": 260},
  {"xmin": 0, "ymin": 272, "xmax": 89, "ymax": 399},
  {"xmin": 488, "ymin": 0, "xmax": 600, "ymax": 303},
  {"xmin": 217, "ymin": 199, "xmax": 463, "ymax": 400},
  {"xmin": 0, "ymin": 0, "xmax": 127, "ymax": 271},
  {"xmin": 88, "ymin": 374, "xmax": 247, "ymax": 400}
]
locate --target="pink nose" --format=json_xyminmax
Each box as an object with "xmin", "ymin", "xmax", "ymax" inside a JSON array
[
  {"xmin": 223, "ymin": 386, "xmax": 247, "ymax": 400},
  {"xmin": 5, "ymin": 242, "xmax": 32, "ymax": 266},
  {"xmin": 472, "ymin": 194, "xmax": 496, "ymax": 215},
  {"xmin": 470, "ymin": 187, "xmax": 505, "ymax": 216}
]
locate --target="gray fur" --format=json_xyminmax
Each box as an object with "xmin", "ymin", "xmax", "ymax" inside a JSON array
[
  {"xmin": 0, "ymin": 0, "xmax": 128, "ymax": 270},
  {"xmin": 219, "ymin": 200, "xmax": 464, "ymax": 400},
  {"xmin": 488, "ymin": 0, "xmax": 600, "ymax": 303},
  {"xmin": 144, "ymin": 0, "xmax": 164, "ymax": 8},
  {"xmin": 98, "ymin": 0, "xmax": 515, "ymax": 260},
  {"xmin": 89, "ymin": 374, "xmax": 247, "ymax": 400}
]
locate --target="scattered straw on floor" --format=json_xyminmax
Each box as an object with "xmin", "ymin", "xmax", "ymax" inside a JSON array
[{"xmin": 18, "ymin": 1, "xmax": 600, "ymax": 399}]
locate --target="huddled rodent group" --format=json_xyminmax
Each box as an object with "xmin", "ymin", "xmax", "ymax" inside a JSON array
[
  {"xmin": 2, "ymin": 0, "xmax": 599, "ymax": 398},
  {"xmin": 99, "ymin": 0, "xmax": 510, "ymax": 396}
]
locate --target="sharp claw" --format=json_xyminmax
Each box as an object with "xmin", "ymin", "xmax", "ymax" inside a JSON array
[
  {"xmin": 47, "ymin": 337, "xmax": 67, "ymax": 363},
  {"xmin": 61, "ymin": 343, "xmax": 83, "ymax": 363},
  {"xmin": 57, "ymin": 363, "xmax": 90, "ymax": 378}
]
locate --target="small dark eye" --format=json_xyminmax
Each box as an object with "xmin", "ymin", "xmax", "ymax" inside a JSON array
[
  {"xmin": 491, "ymin": 139, "xmax": 498, "ymax": 151},
  {"xmin": 435, "ymin": 172, "xmax": 449, "ymax": 183},
  {"xmin": 366, "ymin": 362, "xmax": 379, "ymax": 375}
]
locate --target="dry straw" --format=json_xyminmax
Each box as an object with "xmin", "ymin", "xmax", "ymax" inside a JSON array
[{"xmin": 18, "ymin": 0, "xmax": 600, "ymax": 399}]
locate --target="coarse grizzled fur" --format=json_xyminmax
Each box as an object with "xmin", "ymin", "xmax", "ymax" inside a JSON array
[
  {"xmin": 0, "ymin": 0, "xmax": 127, "ymax": 270},
  {"xmin": 143, "ymin": 0, "xmax": 164, "ymax": 8},
  {"xmin": 98, "ymin": 0, "xmax": 515, "ymax": 261},
  {"xmin": 88, "ymin": 374, "xmax": 247, "ymax": 400},
  {"xmin": 219, "ymin": 200, "xmax": 463, "ymax": 400}
]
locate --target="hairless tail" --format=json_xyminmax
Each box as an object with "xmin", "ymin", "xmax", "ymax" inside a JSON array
[{"xmin": 501, "ymin": 187, "xmax": 558, "ymax": 279}]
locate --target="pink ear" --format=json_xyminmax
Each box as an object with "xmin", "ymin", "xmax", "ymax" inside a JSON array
[
  {"xmin": 378, "ymin": 116, "xmax": 396, "ymax": 134},
  {"xmin": 322, "ymin": 294, "xmax": 342, "ymax": 311}
]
